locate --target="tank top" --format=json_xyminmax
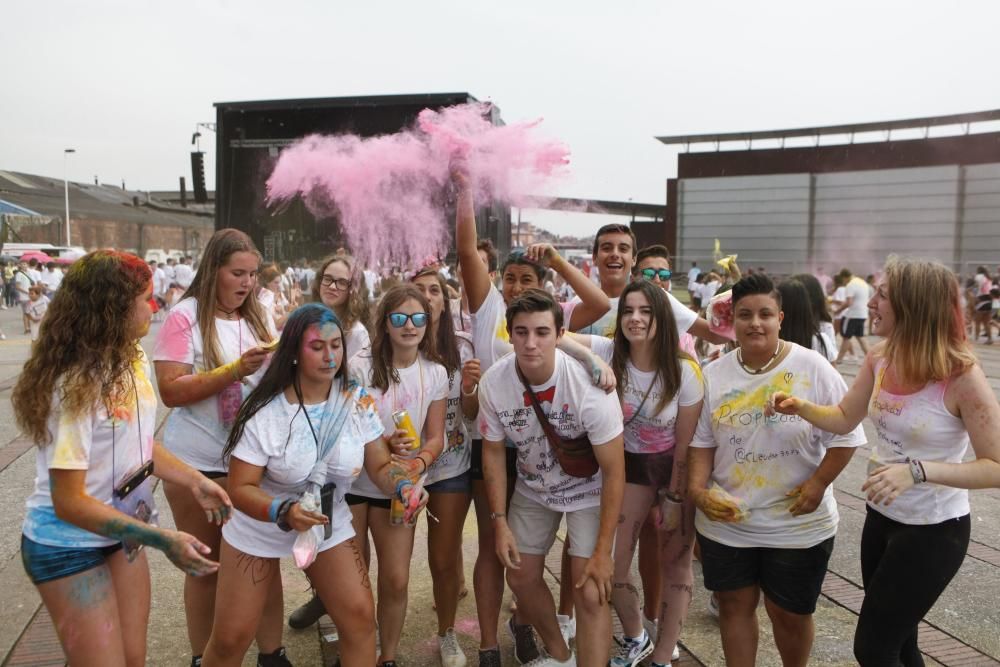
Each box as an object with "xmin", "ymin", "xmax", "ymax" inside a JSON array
[{"xmin": 867, "ymin": 358, "xmax": 970, "ymax": 524}]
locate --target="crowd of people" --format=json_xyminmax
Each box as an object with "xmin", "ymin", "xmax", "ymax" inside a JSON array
[{"xmin": 9, "ymin": 175, "xmax": 1000, "ymax": 667}]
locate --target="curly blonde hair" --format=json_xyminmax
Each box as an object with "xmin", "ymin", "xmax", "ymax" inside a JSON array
[{"xmin": 13, "ymin": 251, "xmax": 152, "ymax": 445}]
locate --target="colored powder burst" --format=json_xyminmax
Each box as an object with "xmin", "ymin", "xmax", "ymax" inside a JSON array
[{"xmin": 265, "ymin": 102, "xmax": 570, "ymax": 268}]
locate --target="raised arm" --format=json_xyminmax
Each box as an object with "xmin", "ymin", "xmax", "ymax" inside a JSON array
[
  {"xmin": 454, "ymin": 172, "xmax": 492, "ymax": 313},
  {"xmin": 525, "ymin": 243, "xmax": 610, "ymax": 331},
  {"xmin": 768, "ymin": 346, "xmax": 879, "ymax": 434}
]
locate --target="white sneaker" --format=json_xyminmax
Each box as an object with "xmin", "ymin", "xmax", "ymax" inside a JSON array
[
  {"xmin": 523, "ymin": 649, "xmax": 576, "ymax": 667},
  {"xmin": 641, "ymin": 615, "xmax": 657, "ymax": 643},
  {"xmin": 672, "ymin": 644, "xmax": 681, "ymax": 661},
  {"xmin": 708, "ymin": 592, "xmax": 720, "ymax": 620},
  {"xmin": 438, "ymin": 628, "xmax": 467, "ymax": 667},
  {"xmin": 556, "ymin": 614, "xmax": 576, "ymax": 644},
  {"xmin": 610, "ymin": 631, "xmax": 653, "ymax": 667}
]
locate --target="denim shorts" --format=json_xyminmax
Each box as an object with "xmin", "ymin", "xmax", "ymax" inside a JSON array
[
  {"xmin": 21, "ymin": 534, "xmax": 123, "ymax": 585},
  {"xmin": 426, "ymin": 469, "xmax": 472, "ymax": 494}
]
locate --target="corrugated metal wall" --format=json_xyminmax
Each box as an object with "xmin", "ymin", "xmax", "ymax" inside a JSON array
[{"xmin": 677, "ymin": 163, "xmax": 1000, "ymax": 276}]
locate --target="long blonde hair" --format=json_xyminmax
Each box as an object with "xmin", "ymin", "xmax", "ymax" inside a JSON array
[
  {"xmin": 880, "ymin": 256, "xmax": 976, "ymax": 386},
  {"xmin": 183, "ymin": 229, "xmax": 273, "ymax": 370}
]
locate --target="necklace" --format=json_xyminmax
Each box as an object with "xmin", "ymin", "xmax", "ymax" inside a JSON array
[
  {"xmin": 737, "ymin": 340, "xmax": 783, "ymax": 375},
  {"xmin": 216, "ymin": 304, "xmax": 239, "ymax": 320}
]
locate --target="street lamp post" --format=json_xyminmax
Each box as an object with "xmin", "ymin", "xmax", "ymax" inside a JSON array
[{"xmin": 64, "ymin": 148, "xmax": 76, "ymax": 246}]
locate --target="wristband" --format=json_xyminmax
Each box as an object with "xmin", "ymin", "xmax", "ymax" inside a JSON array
[
  {"xmin": 396, "ymin": 479, "xmax": 412, "ymax": 503},
  {"xmin": 417, "ymin": 450, "xmax": 434, "ymax": 471},
  {"xmin": 228, "ymin": 360, "xmax": 242, "ymax": 382},
  {"xmin": 461, "ymin": 383, "xmax": 478, "ymax": 397},
  {"xmin": 268, "ymin": 497, "xmax": 283, "ymax": 523},
  {"xmin": 908, "ymin": 459, "xmax": 926, "ymax": 484},
  {"xmin": 276, "ymin": 499, "xmax": 294, "ymax": 532}
]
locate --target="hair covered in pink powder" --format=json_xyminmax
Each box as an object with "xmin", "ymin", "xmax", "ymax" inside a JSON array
[{"xmin": 265, "ymin": 102, "xmax": 569, "ymax": 267}]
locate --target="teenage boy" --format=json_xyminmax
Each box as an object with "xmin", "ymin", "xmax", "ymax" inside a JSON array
[
  {"xmin": 479, "ymin": 290, "xmax": 625, "ymax": 667},
  {"xmin": 455, "ymin": 172, "xmax": 614, "ymax": 665},
  {"xmin": 574, "ymin": 225, "xmax": 728, "ymax": 345}
]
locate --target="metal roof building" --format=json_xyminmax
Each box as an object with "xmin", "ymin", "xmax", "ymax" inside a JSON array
[{"xmin": 656, "ymin": 110, "xmax": 1000, "ymax": 276}]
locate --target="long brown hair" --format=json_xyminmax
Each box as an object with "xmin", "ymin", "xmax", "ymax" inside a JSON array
[
  {"xmin": 611, "ymin": 281, "xmax": 692, "ymax": 415},
  {"xmin": 411, "ymin": 267, "xmax": 464, "ymax": 376},
  {"xmin": 312, "ymin": 254, "xmax": 370, "ymax": 338},
  {"xmin": 881, "ymin": 257, "xmax": 976, "ymax": 385},
  {"xmin": 183, "ymin": 229, "xmax": 272, "ymax": 370},
  {"xmin": 369, "ymin": 284, "xmax": 442, "ymax": 392},
  {"xmin": 13, "ymin": 251, "xmax": 152, "ymax": 445}
]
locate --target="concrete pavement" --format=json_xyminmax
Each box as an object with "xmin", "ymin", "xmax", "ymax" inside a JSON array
[{"xmin": 0, "ymin": 303, "xmax": 997, "ymax": 666}]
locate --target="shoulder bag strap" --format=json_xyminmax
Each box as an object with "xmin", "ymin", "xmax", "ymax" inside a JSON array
[{"xmin": 516, "ymin": 363, "xmax": 564, "ymax": 450}]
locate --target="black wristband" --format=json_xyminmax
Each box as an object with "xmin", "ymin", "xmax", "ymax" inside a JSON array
[{"xmin": 276, "ymin": 499, "xmax": 295, "ymax": 532}]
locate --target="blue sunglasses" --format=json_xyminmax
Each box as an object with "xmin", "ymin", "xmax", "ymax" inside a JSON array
[
  {"xmin": 640, "ymin": 268, "xmax": 672, "ymax": 282},
  {"xmin": 388, "ymin": 312, "xmax": 429, "ymax": 328}
]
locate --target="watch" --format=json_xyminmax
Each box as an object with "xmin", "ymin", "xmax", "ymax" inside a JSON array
[{"xmin": 490, "ymin": 512, "xmax": 506, "ymax": 521}]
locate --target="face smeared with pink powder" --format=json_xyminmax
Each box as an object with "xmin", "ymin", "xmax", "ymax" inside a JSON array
[{"xmin": 265, "ymin": 102, "xmax": 570, "ymax": 268}]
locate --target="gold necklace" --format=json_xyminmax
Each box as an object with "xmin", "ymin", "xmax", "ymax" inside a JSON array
[{"xmin": 737, "ymin": 340, "xmax": 783, "ymax": 375}]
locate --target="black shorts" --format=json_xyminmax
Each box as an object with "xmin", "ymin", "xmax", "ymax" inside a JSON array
[
  {"xmin": 344, "ymin": 493, "xmax": 391, "ymax": 510},
  {"xmin": 200, "ymin": 470, "xmax": 227, "ymax": 480},
  {"xmin": 470, "ymin": 439, "xmax": 518, "ymax": 482},
  {"xmin": 624, "ymin": 450, "xmax": 674, "ymax": 487},
  {"xmin": 842, "ymin": 318, "xmax": 866, "ymax": 338},
  {"xmin": 696, "ymin": 532, "xmax": 834, "ymax": 615}
]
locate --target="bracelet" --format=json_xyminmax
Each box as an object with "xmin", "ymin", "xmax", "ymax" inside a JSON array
[
  {"xmin": 662, "ymin": 490, "xmax": 683, "ymax": 503},
  {"xmin": 417, "ymin": 450, "xmax": 435, "ymax": 470},
  {"xmin": 396, "ymin": 479, "xmax": 412, "ymax": 502},
  {"xmin": 228, "ymin": 360, "xmax": 242, "ymax": 382},
  {"xmin": 461, "ymin": 383, "xmax": 478, "ymax": 397},
  {"xmin": 276, "ymin": 499, "xmax": 295, "ymax": 532},
  {"xmin": 908, "ymin": 459, "xmax": 926, "ymax": 485},
  {"xmin": 268, "ymin": 496, "xmax": 283, "ymax": 523},
  {"xmin": 416, "ymin": 456, "xmax": 428, "ymax": 475}
]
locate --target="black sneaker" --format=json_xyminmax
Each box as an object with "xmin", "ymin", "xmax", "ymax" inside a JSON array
[
  {"xmin": 506, "ymin": 617, "xmax": 540, "ymax": 664},
  {"xmin": 379, "ymin": 661, "xmax": 399, "ymax": 667},
  {"xmin": 478, "ymin": 647, "xmax": 502, "ymax": 667},
  {"xmin": 191, "ymin": 658, "xmax": 203, "ymax": 667},
  {"xmin": 288, "ymin": 593, "xmax": 326, "ymax": 629},
  {"xmin": 258, "ymin": 646, "xmax": 293, "ymax": 667}
]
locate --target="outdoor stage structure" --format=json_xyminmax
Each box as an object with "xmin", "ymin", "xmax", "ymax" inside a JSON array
[
  {"xmin": 213, "ymin": 93, "xmax": 513, "ymax": 263},
  {"xmin": 657, "ymin": 110, "xmax": 1000, "ymax": 277}
]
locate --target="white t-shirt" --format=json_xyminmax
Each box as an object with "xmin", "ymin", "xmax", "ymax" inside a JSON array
[
  {"xmin": 14, "ymin": 270, "xmax": 32, "ymax": 301},
  {"xmin": 699, "ymin": 280, "xmax": 721, "ymax": 304},
  {"xmin": 153, "ymin": 298, "xmax": 275, "ymax": 472},
  {"xmin": 152, "ymin": 267, "xmax": 167, "ymax": 297},
  {"xmin": 223, "ymin": 386, "xmax": 384, "ymax": 558},
  {"xmin": 813, "ymin": 332, "xmax": 837, "ymax": 362},
  {"xmin": 343, "ymin": 320, "xmax": 371, "ymax": 358},
  {"xmin": 174, "ymin": 263, "xmax": 194, "ymax": 289},
  {"xmin": 427, "ymin": 332, "xmax": 475, "ymax": 485},
  {"xmin": 162, "ymin": 264, "xmax": 176, "ymax": 283},
  {"xmin": 348, "ymin": 352, "xmax": 449, "ymax": 498},
  {"xmin": 831, "ymin": 286, "xmax": 847, "ymax": 308},
  {"xmin": 691, "ymin": 344, "xmax": 866, "ymax": 548},
  {"xmin": 571, "ymin": 291, "xmax": 697, "ymax": 339},
  {"xmin": 590, "ymin": 338, "xmax": 704, "ymax": 454},
  {"xmin": 687, "ymin": 267, "xmax": 701, "ymax": 290},
  {"xmin": 23, "ymin": 346, "xmax": 158, "ymax": 548},
  {"xmin": 478, "ymin": 350, "xmax": 624, "ymax": 510},
  {"xmin": 844, "ymin": 277, "xmax": 870, "ymax": 320}
]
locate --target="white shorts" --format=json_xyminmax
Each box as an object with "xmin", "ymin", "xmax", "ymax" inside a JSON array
[
  {"xmin": 508, "ymin": 490, "xmax": 601, "ymax": 559},
  {"xmin": 222, "ymin": 506, "xmax": 355, "ymax": 559}
]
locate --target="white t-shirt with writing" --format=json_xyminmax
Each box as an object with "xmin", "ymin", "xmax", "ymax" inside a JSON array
[
  {"xmin": 348, "ymin": 352, "xmax": 449, "ymax": 498},
  {"xmin": 153, "ymin": 298, "xmax": 274, "ymax": 472},
  {"xmin": 427, "ymin": 333, "xmax": 475, "ymax": 485},
  {"xmin": 691, "ymin": 344, "xmax": 866, "ymax": 548},
  {"xmin": 844, "ymin": 277, "xmax": 870, "ymax": 320},
  {"xmin": 571, "ymin": 291, "xmax": 697, "ymax": 339},
  {"xmin": 23, "ymin": 347, "xmax": 158, "ymax": 548},
  {"xmin": 223, "ymin": 386, "xmax": 384, "ymax": 558},
  {"xmin": 590, "ymin": 337, "xmax": 704, "ymax": 454},
  {"xmin": 478, "ymin": 350, "xmax": 624, "ymax": 510}
]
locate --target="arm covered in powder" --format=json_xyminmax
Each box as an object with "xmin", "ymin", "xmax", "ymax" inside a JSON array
[{"xmin": 453, "ymin": 171, "xmax": 492, "ymax": 314}]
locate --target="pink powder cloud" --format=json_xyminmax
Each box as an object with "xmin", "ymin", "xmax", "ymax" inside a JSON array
[{"xmin": 265, "ymin": 102, "xmax": 570, "ymax": 268}]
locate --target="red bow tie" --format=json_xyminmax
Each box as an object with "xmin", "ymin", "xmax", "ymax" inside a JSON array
[{"xmin": 524, "ymin": 386, "xmax": 556, "ymax": 406}]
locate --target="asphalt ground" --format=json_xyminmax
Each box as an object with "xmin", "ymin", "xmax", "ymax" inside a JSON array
[{"xmin": 0, "ymin": 303, "xmax": 997, "ymax": 666}]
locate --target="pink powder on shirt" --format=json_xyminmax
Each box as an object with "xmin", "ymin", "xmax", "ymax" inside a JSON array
[{"xmin": 265, "ymin": 102, "xmax": 570, "ymax": 268}]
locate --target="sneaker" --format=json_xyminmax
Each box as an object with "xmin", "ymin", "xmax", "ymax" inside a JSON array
[
  {"xmin": 556, "ymin": 614, "xmax": 576, "ymax": 644},
  {"xmin": 507, "ymin": 617, "xmax": 541, "ymax": 664},
  {"xmin": 288, "ymin": 593, "xmax": 326, "ymax": 629},
  {"xmin": 257, "ymin": 646, "xmax": 293, "ymax": 667},
  {"xmin": 672, "ymin": 644, "xmax": 681, "ymax": 661},
  {"xmin": 478, "ymin": 647, "xmax": 502, "ymax": 667},
  {"xmin": 523, "ymin": 649, "xmax": 576, "ymax": 667},
  {"xmin": 641, "ymin": 615, "xmax": 657, "ymax": 643},
  {"xmin": 438, "ymin": 628, "xmax": 467, "ymax": 667},
  {"xmin": 708, "ymin": 592, "xmax": 720, "ymax": 620},
  {"xmin": 610, "ymin": 631, "xmax": 653, "ymax": 667}
]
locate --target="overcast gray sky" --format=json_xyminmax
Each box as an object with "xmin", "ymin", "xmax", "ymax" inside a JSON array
[{"xmin": 3, "ymin": 0, "xmax": 999, "ymax": 235}]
